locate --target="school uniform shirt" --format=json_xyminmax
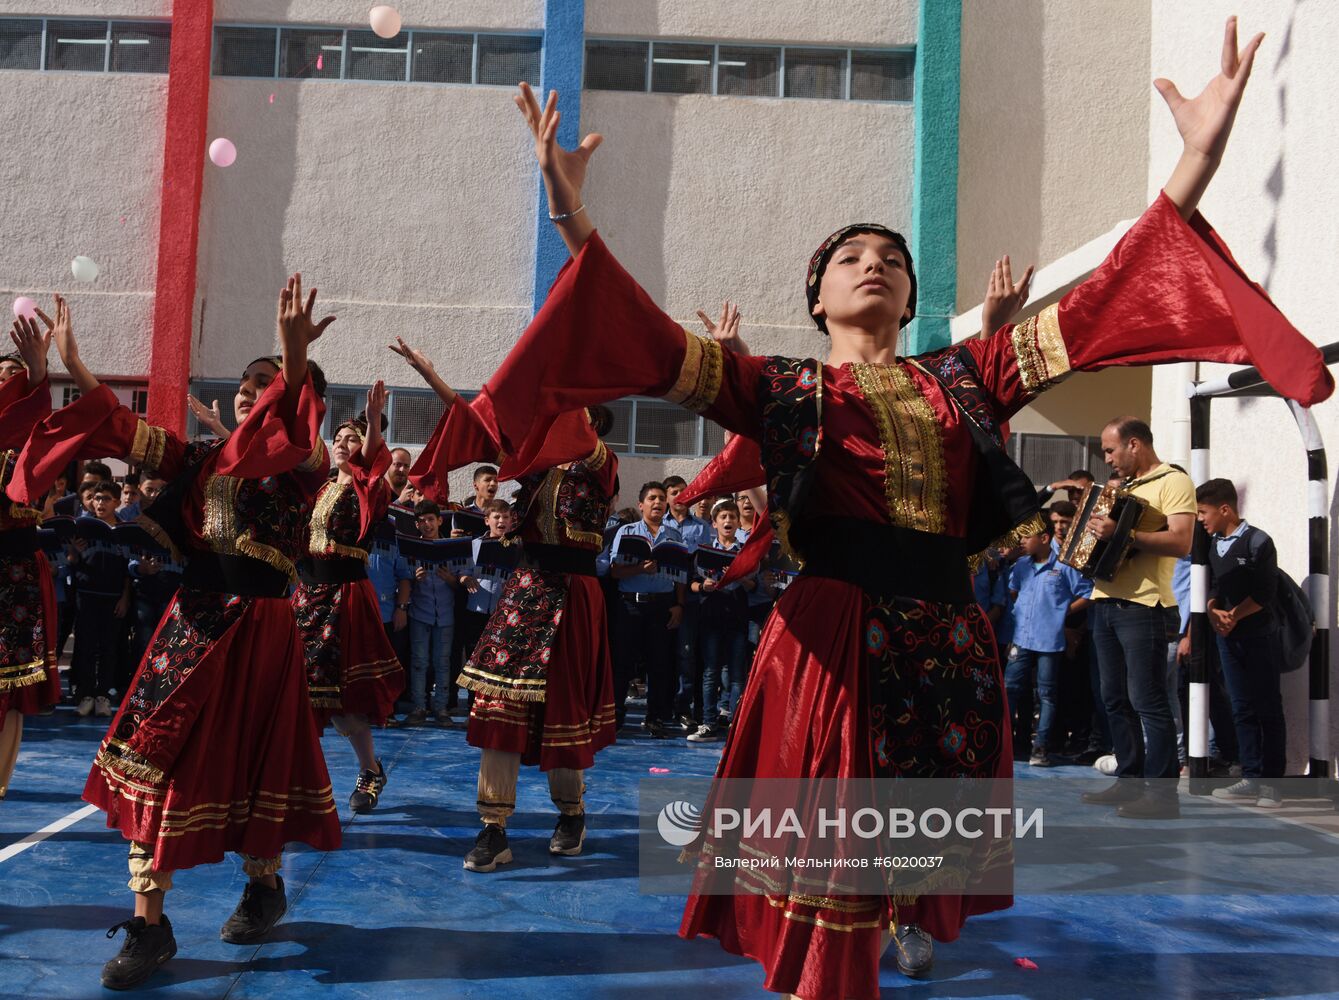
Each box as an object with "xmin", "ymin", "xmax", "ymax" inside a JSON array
[
  {"xmin": 1009, "ymin": 549, "xmax": 1093, "ymax": 654},
  {"xmin": 72, "ymin": 529, "xmax": 129, "ymax": 599},
  {"xmin": 465, "ymin": 564, "xmax": 506, "ymax": 615},
  {"xmin": 596, "ymin": 520, "xmax": 683, "ymax": 595},
  {"xmin": 367, "ymin": 540, "xmax": 414, "ymax": 623},
  {"xmin": 407, "ymin": 555, "xmax": 456, "ymax": 627},
  {"xmin": 1208, "ymin": 520, "xmax": 1279, "ymax": 638},
  {"xmin": 667, "ymin": 512, "xmax": 713, "ymax": 550}
]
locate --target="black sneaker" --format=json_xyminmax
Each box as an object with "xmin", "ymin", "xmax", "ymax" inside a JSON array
[
  {"xmin": 220, "ymin": 875, "xmax": 287, "ymax": 944},
  {"xmin": 686, "ymin": 723, "xmax": 724, "ymax": 743},
  {"xmin": 464, "ymin": 823, "xmax": 513, "ymax": 872},
  {"xmin": 1116, "ymin": 793, "xmax": 1181, "ymax": 820},
  {"xmin": 676, "ymin": 714, "xmax": 698, "ymax": 734},
  {"xmin": 349, "ymin": 761, "xmax": 387, "ymax": 813},
  {"xmin": 641, "ymin": 719, "xmax": 670, "ymax": 740},
  {"xmin": 101, "ymin": 914, "xmax": 177, "ymax": 990},
  {"xmin": 549, "ymin": 813, "xmax": 586, "ymax": 856},
  {"xmin": 893, "ymin": 923, "xmax": 934, "ymax": 978},
  {"xmin": 1028, "ymin": 749, "xmax": 1055, "ymax": 768},
  {"xmin": 1073, "ymin": 747, "xmax": 1105, "ymax": 765}
]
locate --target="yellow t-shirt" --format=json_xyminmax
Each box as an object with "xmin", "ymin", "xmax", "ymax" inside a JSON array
[{"xmin": 1091, "ymin": 463, "xmax": 1196, "ymax": 607}]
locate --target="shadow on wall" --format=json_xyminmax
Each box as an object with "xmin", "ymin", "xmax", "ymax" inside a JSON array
[
  {"xmin": 955, "ymin": 0, "xmax": 1043, "ymax": 308},
  {"xmin": 193, "ymin": 0, "xmax": 301, "ymax": 385}
]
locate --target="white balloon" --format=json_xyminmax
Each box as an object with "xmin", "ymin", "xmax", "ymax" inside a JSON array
[
  {"xmin": 209, "ymin": 137, "xmax": 237, "ymax": 168},
  {"xmin": 369, "ymin": 5, "xmax": 402, "ymax": 39},
  {"xmin": 71, "ymin": 255, "xmax": 99, "ymax": 283}
]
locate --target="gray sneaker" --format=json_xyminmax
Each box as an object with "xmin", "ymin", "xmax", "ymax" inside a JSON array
[
  {"xmin": 686, "ymin": 724, "xmax": 724, "ymax": 743},
  {"xmin": 1212, "ymin": 778, "xmax": 1260, "ymax": 800},
  {"xmin": 893, "ymin": 923, "xmax": 933, "ymax": 978},
  {"xmin": 1256, "ymin": 785, "xmax": 1283, "ymax": 808},
  {"xmin": 403, "ymin": 708, "xmax": 428, "ymax": 727}
]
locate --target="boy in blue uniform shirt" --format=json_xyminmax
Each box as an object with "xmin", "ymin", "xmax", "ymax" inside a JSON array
[
  {"xmin": 1005, "ymin": 524, "xmax": 1093, "ymax": 766},
  {"xmin": 67, "ymin": 481, "xmax": 132, "ymax": 717},
  {"xmin": 664, "ymin": 475, "xmax": 713, "ymax": 731}
]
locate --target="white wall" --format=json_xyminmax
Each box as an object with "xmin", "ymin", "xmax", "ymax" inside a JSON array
[
  {"xmin": 585, "ymin": 0, "xmax": 916, "ymax": 47},
  {"xmin": 1148, "ymin": 1, "xmax": 1339, "ymax": 774}
]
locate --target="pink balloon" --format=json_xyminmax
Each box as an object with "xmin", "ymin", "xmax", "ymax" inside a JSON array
[
  {"xmin": 12, "ymin": 296, "xmax": 37, "ymax": 320},
  {"xmin": 369, "ymin": 5, "xmax": 402, "ymax": 39},
  {"xmin": 208, "ymin": 137, "xmax": 237, "ymax": 168}
]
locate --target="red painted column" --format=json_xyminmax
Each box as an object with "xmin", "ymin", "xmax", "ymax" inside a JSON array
[{"xmin": 146, "ymin": 0, "xmax": 213, "ymax": 434}]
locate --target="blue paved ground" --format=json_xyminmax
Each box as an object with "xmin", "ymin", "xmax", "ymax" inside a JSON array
[{"xmin": 3, "ymin": 708, "xmax": 1339, "ymax": 999}]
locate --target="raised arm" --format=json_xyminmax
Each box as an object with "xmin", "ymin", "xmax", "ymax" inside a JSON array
[
  {"xmin": 276, "ymin": 273, "xmax": 336, "ymax": 408},
  {"xmin": 515, "ymin": 82, "xmax": 602, "ymax": 257},
  {"xmin": 1157, "ymin": 17, "xmax": 1263, "ymax": 220}
]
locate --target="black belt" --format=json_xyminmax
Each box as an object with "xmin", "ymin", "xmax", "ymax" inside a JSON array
[
  {"xmin": 793, "ymin": 516, "xmax": 973, "ymax": 605},
  {"xmin": 298, "ymin": 556, "xmax": 368, "ymax": 585},
  {"xmin": 522, "ymin": 543, "xmax": 598, "ymax": 577},
  {"xmin": 0, "ymin": 527, "xmax": 39, "ymax": 557},
  {"xmin": 182, "ymin": 552, "xmax": 291, "ymax": 598},
  {"xmin": 621, "ymin": 591, "xmax": 676, "ymax": 605}
]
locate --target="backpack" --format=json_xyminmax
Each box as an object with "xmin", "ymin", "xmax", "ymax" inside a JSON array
[{"xmin": 1245, "ymin": 527, "xmax": 1314, "ymax": 673}]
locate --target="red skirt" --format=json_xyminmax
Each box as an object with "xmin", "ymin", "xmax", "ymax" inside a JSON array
[
  {"xmin": 465, "ymin": 574, "xmax": 617, "ymax": 770},
  {"xmin": 0, "ymin": 549, "xmax": 61, "ymax": 727},
  {"xmin": 678, "ymin": 577, "xmax": 1012, "ymax": 1000},
  {"xmin": 294, "ymin": 577, "xmax": 404, "ymax": 728},
  {"xmin": 83, "ymin": 589, "xmax": 342, "ymax": 873}
]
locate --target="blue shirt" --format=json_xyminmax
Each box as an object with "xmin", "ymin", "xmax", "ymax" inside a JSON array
[
  {"xmin": 1173, "ymin": 554, "xmax": 1192, "ymax": 634},
  {"xmin": 1214, "ymin": 519, "xmax": 1250, "ymax": 557},
  {"xmin": 597, "ymin": 520, "xmax": 683, "ymax": 594},
  {"xmin": 667, "ymin": 512, "xmax": 712, "ymax": 550},
  {"xmin": 1009, "ymin": 550, "xmax": 1093, "ymax": 653},
  {"xmin": 368, "ymin": 541, "xmax": 414, "ymax": 623},
  {"xmin": 408, "ymin": 557, "xmax": 457, "ymax": 627}
]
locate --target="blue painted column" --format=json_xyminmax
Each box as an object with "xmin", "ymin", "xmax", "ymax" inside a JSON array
[
  {"xmin": 906, "ymin": 0, "xmax": 961, "ymax": 354},
  {"xmin": 532, "ymin": 0, "xmax": 586, "ymax": 311}
]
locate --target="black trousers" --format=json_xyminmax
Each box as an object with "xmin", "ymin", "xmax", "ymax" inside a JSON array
[
  {"xmin": 612, "ymin": 595, "xmax": 678, "ymax": 727},
  {"xmin": 71, "ymin": 592, "xmax": 120, "ymax": 700}
]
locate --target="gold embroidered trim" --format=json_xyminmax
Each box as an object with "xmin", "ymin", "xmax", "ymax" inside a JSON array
[
  {"xmin": 95, "ymin": 737, "xmax": 166, "ymax": 786},
  {"xmin": 203, "ymin": 474, "xmax": 241, "ymax": 554},
  {"xmin": 7, "ymin": 504, "xmax": 42, "ymax": 525},
  {"xmin": 0, "ymin": 658, "xmax": 47, "ymax": 690},
  {"xmin": 459, "ymin": 672, "xmax": 548, "ymax": 703},
  {"xmin": 236, "ymin": 530, "xmax": 297, "ymax": 584},
  {"xmin": 343, "ymin": 656, "xmax": 402, "ymax": 683},
  {"xmin": 129, "ymin": 420, "xmax": 150, "ymax": 465},
  {"xmin": 299, "ymin": 437, "xmax": 328, "ymax": 473},
  {"xmin": 309, "ymin": 482, "xmax": 367, "ymax": 559},
  {"xmin": 1011, "ymin": 303, "xmax": 1069, "ymax": 397},
  {"xmin": 968, "ymin": 512, "xmax": 1048, "ymax": 575},
  {"xmin": 664, "ymin": 331, "xmax": 723, "ymax": 414},
  {"xmin": 129, "ymin": 420, "xmax": 167, "ymax": 471},
  {"xmin": 849, "ymin": 363, "xmax": 946, "ymax": 533},
  {"xmin": 536, "ymin": 468, "xmax": 563, "ymax": 546},
  {"xmin": 134, "ymin": 513, "xmax": 183, "ymax": 563},
  {"xmin": 586, "ymin": 439, "xmax": 609, "ymax": 472}
]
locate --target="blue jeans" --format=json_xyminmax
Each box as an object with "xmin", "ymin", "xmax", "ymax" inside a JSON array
[
  {"xmin": 1090, "ymin": 600, "xmax": 1179, "ymax": 785},
  {"xmin": 1005, "ymin": 648, "xmax": 1062, "ymax": 752},
  {"xmin": 409, "ymin": 618, "xmax": 453, "ymax": 712},
  {"xmin": 700, "ymin": 620, "xmax": 749, "ymax": 727},
  {"xmin": 1215, "ymin": 630, "xmax": 1287, "ymax": 779}
]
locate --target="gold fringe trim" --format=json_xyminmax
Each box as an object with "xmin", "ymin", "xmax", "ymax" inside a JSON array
[
  {"xmin": 309, "ymin": 695, "xmax": 344, "ymax": 709},
  {"xmin": 6, "ymin": 505, "xmax": 42, "ymax": 525},
  {"xmin": 236, "ymin": 530, "xmax": 297, "ymax": 584},
  {"xmin": 968, "ymin": 511, "xmax": 1048, "ymax": 575},
  {"xmin": 460, "ymin": 673, "xmax": 548, "ymax": 703},
  {"xmin": 95, "ymin": 739, "xmax": 166, "ymax": 786},
  {"xmin": 299, "ymin": 437, "xmax": 328, "ymax": 474},
  {"xmin": 0, "ymin": 659, "xmax": 48, "ymax": 690},
  {"xmin": 664, "ymin": 331, "xmax": 723, "ymax": 414},
  {"xmin": 134, "ymin": 513, "xmax": 183, "ymax": 563}
]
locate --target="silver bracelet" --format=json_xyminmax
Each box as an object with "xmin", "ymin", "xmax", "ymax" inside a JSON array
[{"xmin": 548, "ymin": 203, "xmax": 586, "ymax": 223}]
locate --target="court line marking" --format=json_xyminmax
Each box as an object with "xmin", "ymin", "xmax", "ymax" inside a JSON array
[{"xmin": 0, "ymin": 803, "xmax": 99, "ymax": 864}]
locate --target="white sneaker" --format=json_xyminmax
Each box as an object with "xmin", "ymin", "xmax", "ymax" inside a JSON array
[
  {"xmin": 76, "ymin": 696, "xmax": 95, "ymax": 717},
  {"xmin": 686, "ymin": 724, "xmax": 724, "ymax": 743},
  {"xmin": 1094, "ymin": 754, "xmax": 1118, "ymax": 775},
  {"xmin": 1256, "ymin": 785, "xmax": 1283, "ymax": 808},
  {"xmin": 94, "ymin": 696, "xmax": 113, "ymax": 718}
]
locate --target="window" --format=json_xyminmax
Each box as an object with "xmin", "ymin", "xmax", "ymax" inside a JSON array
[
  {"xmin": 410, "ymin": 31, "xmax": 472, "ymax": 83},
  {"xmin": 603, "ymin": 399, "xmax": 633, "ymax": 452},
  {"xmin": 213, "ymin": 26, "xmax": 276, "ymax": 77},
  {"xmin": 1008, "ymin": 432, "xmax": 1108, "ymax": 492},
  {"xmin": 389, "ymin": 389, "xmax": 446, "ymax": 446},
  {"xmin": 346, "ymin": 29, "xmax": 407, "ymax": 82},
  {"xmin": 651, "ymin": 41, "xmax": 712, "ymax": 95},
  {"xmin": 717, "ymin": 45, "xmax": 779, "ymax": 98},
  {"xmin": 110, "ymin": 21, "xmax": 170, "ymax": 73},
  {"xmin": 279, "ymin": 27, "xmax": 341, "ymax": 79},
  {"xmin": 476, "ymin": 33, "xmax": 540, "ymax": 86},
  {"xmin": 783, "ymin": 47, "xmax": 846, "ymax": 100},
  {"xmin": 130, "ymin": 389, "xmax": 149, "ymax": 416},
  {"xmin": 61, "ymin": 386, "xmax": 82, "ymax": 406},
  {"xmin": 584, "ymin": 39, "xmax": 646, "ymax": 92},
  {"xmin": 850, "ymin": 49, "xmax": 913, "ymax": 102},
  {"xmin": 0, "ymin": 18, "xmax": 42, "ymax": 70},
  {"xmin": 585, "ymin": 39, "xmax": 912, "ymax": 103},
  {"xmin": 46, "ymin": 19, "xmax": 108, "ymax": 73},
  {"xmin": 633, "ymin": 399, "xmax": 700, "ymax": 455}
]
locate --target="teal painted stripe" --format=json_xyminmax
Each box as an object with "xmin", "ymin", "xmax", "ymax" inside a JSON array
[
  {"xmin": 533, "ymin": 0, "xmax": 585, "ymax": 311},
  {"xmin": 907, "ymin": 0, "xmax": 961, "ymax": 354}
]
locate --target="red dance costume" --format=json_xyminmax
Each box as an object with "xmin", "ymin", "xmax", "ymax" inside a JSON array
[
  {"xmin": 294, "ymin": 442, "xmax": 404, "ymax": 727},
  {"xmin": 0, "ymin": 374, "xmax": 61, "ymax": 728},
  {"xmin": 413, "ymin": 402, "xmax": 618, "ymax": 770},
  {"xmin": 11, "ymin": 375, "xmax": 343, "ymax": 873},
  {"xmin": 466, "ymin": 194, "xmax": 1328, "ymax": 1000}
]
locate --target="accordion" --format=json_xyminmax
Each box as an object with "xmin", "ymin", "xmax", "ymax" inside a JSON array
[{"xmin": 1058, "ymin": 481, "xmax": 1148, "ymax": 581}]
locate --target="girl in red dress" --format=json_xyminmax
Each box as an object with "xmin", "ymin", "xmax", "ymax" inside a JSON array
[
  {"xmin": 491, "ymin": 20, "xmax": 1327, "ymax": 999},
  {"xmin": 0, "ymin": 311, "xmax": 63, "ymax": 798},
  {"xmin": 390, "ymin": 340, "xmax": 618, "ymax": 871},
  {"xmin": 10, "ymin": 276, "xmax": 344, "ymax": 991},
  {"xmin": 293, "ymin": 379, "xmax": 404, "ymax": 813}
]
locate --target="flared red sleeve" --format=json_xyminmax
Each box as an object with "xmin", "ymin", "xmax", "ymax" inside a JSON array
[
  {"xmin": 408, "ymin": 396, "xmax": 503, "ymax": 505},
  {"xmin": 478, "ymin": 232, "xmax": 768, "ymax": 452},
  {"xmin": 967, "ymin": 192, "xmax": 1332, "ymax": 419},
  {"xmin": 347, "ymin": 440, "xmax": 393, "ymax": 540},
  {"xmin": 0, "ymin": 375, "xmax": 52, "ymax": 450},
  {"xmin": 214, "ymin": 372, "xmax": 327, "ymax": 489}
]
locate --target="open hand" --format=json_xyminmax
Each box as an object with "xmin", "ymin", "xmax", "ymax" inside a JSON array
[
  {"xmin": 187, "ymin": 395, "xmax": 229, "ymax": 438},
  {"xmin": 514, "ymin": 82, "xmax": 602, "ymax": 218},
  {"xmin": 1155, "ymin": 17, "xmax": 1263, "ymax": 165},
  {"xmin": 981, "ymin": 256, "xmax": 1033, "ymax": 337},
  {"xmin": 277, "ymin": 273, "xmax": 336, "ymax": 349},
  {"xmin": 366, "ymin": 379, "xmax": 387, "ymax": 426},
  {"xmin": 389, "ymin": 337, "xmax": 434, "ymax": 377},
  {"xmin": 697, "ymin": 301, "xmax": 748, "ymax": 355}
]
